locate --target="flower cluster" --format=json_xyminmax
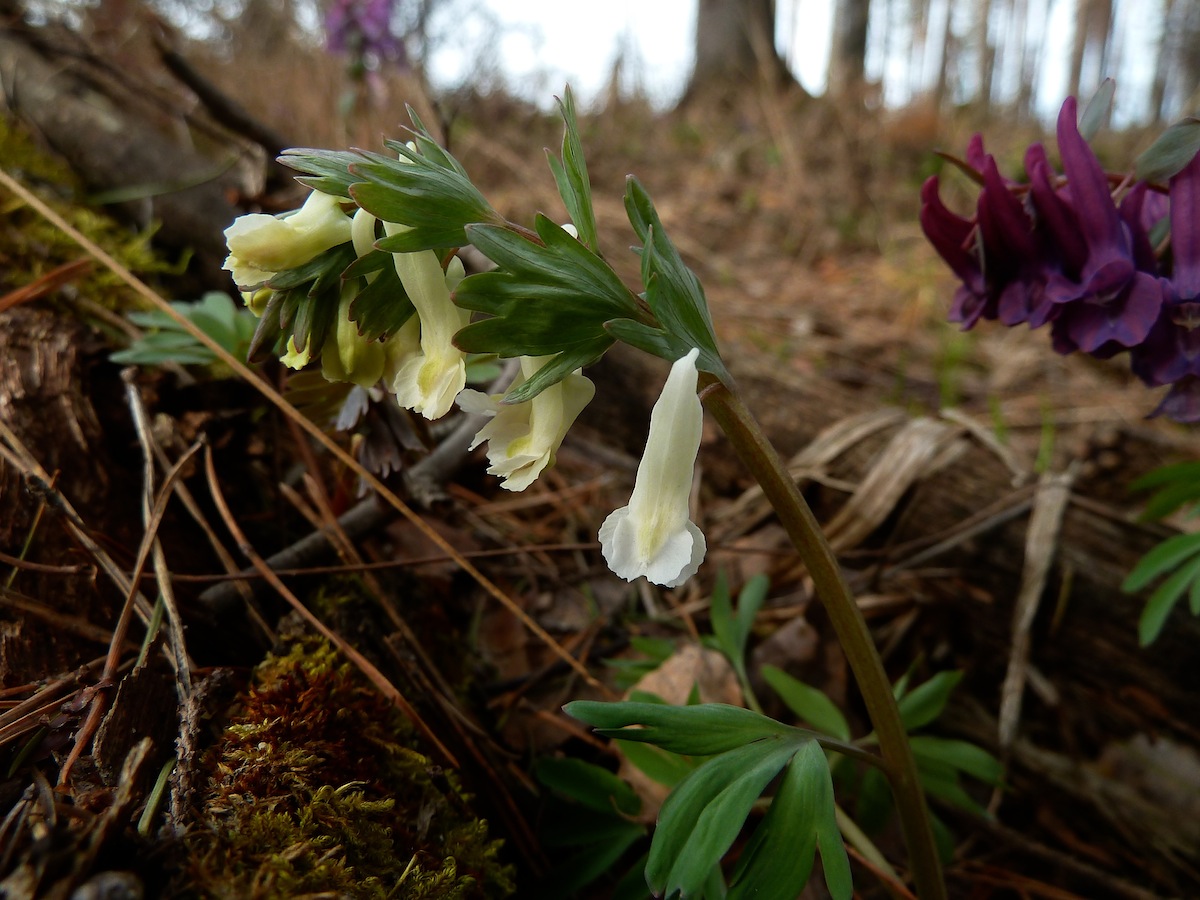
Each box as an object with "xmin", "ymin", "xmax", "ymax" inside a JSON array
[
  {"xmin": 921, "ymin": 96, "xmax": 1200, "ymax": 421},
  {"xmin": 223, "ymin": 183, "xmax": 707, "ymax": 588},
  {"xmin": 325, "ymin": 0, "xmax": 406, "ymax": 67}
]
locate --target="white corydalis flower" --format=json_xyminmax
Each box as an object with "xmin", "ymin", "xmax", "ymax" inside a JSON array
[
  {"xmin": 383, "ymin": 222, "xmax": 470, "ymax": 419},
  {"xmin": 459, "ymin": 356, "xmax": 595, "ymax": 491},
  {"xmin": 599, "ymin": 348, "xmax": 706, "ymax": 587},
  {"xmin": 223, "ymin": 190, "xmax": 352, "ymax": 290}
]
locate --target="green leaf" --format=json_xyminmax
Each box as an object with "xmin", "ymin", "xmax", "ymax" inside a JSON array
[
  {"xmin": 647, "ymin": 737, "xmax": 800, "ymax": 898},
  {"xmin": 1130, "ymin": 460, "xmax": 1200, "ymax": 491},
  {"xmin": 336, "ymin": 115, "xmax": 499, "ymax": 251},
  {"xmin": 854, "ymin": 765, "xmax": 893, "ymax": 834},
  {"xmin": 708, "ymin": 571, "xmax": 737, "ymax": 660},
  {"xmin": 761, "ymin": 666, "xmax": 851, "ymax": 742},
  {"xmin": 909, "ymin": 736, "xmax": 1004, "ymax": 785},
  {"xmin": 914, "ymin": 758, "xmax": 989, "ymax": 817},
  {"xmin": 347, "ymin": 261, "xmax": 416, "ymax": 342},
  {"xmin": 603, "ymin": 317, "xmax": 693, "ymax": 362},
  {"xmin": 535, "ymin": 757, "xmax": 642, "ymax": 817},
  {"xmin": 110, "ymin": 333, "xmax": 216, "ymax": 366},
  {"xmin": 1135, "ymin": 117, "xmax": 1200, "ymax": 182},
  {"xmin": 548, "ymin": 86, "xmax": 599, "ymax": 253},
  {"xmin": 1138, "ymin": 551, "xmax": 1200, "ymax": 645},
  {"xmin": 1078, "ymin": 78, "xmax": 1116, "ymax": 141},
  {"xmin": 565, "ymin": 701, "xmax": 796, "ymax": 756},
  {"xmin": 729, "ymin": 740, "xmax": 850, "ymax": 900},
  {"xmin": 616, "ymin": 739, "xmax": 697, "ymax": 789},
  {"xmin": 451, "ymin": 216, "xmax": 643, "ymax": 397},
  {"xmin": 1139, "ymin": 478, "xmax": 1200, "ymax": 522},
  {"xmin": 266, "ymin": 242, "xmax": 355, "ymax": 292},
  {"xmin": 896, "ymin": 671, "xmax": 962, "ymax": 732},
  {"xmin": 1122, "ymin": 531, "xmax": 1200, "ymax": 592},
  {"xmin": 623, "ymin": 176, "xmax": 729, "ymax": 384},
  {"xmin": 278, "ymin": 147, "xmax": 365, "ymax": 198}
]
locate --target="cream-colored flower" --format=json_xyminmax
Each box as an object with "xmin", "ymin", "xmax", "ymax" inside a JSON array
[
  {"xmin": 320, "ymin": 284, "xmax": 386, "ymax": 388},
  {"xmin": 241, "ymin": 289, "xmax": 272, "ymax": 317},
  {"xmin": 599, "ymin": 348, "xmax": 706, "ymax": 587},
  {"xmin": 224, "ymin": 190, "xmax": 353, "ymax": 289},
  {"xmin": 385, "ymin": 222, "xmax": 470, "ymax": 419},
  {"xmin": 459, "ymin": 356, "xmax": 595, "ymax": 491},
  {"xmin": 279, "ymin": 335, "xmax": 312, "ymax": 370}
]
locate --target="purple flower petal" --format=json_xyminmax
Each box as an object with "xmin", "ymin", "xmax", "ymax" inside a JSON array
[
  {"xmin": 1148, "ymin": 375, "xmax": 1200, "ymax": 423},
  {"xmin": 1170, "ymin": 148, "xmax": 1200, "ymax": 299},
  {"xmin": 1057, "ymin": 96, "xmax": 1125, "ymax": 257},
  {"xmin": 1025, "ymin": 143, "xmax": 1087, "ymax": 276}
]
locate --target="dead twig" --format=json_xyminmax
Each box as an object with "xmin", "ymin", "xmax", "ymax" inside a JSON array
[{"xmin": 201, "ymin": 444, "xmax": 460, "ymax": 767}]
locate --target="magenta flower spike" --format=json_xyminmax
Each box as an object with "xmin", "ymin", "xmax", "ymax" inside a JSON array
[
  {"xmin": 1132, "ymin": 149, "xmax": 1200, "ymax": 419},
  {"xmin": 1044, "ymin": 97, "xmax": 1163, "ymax": 354}
]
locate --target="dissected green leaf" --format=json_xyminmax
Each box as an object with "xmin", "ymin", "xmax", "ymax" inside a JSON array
[
  {"xmin": 854, "ymin": 764, "xmax": 894, "ymax": 834},
  {"xmin": 452, "ymin": 216, "xmax": 642, "ymax": 397},
  {"xmin": 1139, "ymin": 478, "xmax": 1200, "ymax": 522},
  {"xmin": 729, "ymin": 740, "xmax": 841, "ymax": 900},
  {"xmin": 914, "ymin": 758, "xmax": 989, "ymax": 817},
  {"xmin": 1130, "ymin": 460, "xmax": 1200, "ymax": 491},
  {"xmin": 624, "ymin": 176, "xmax": 729, "ymax": 383},
  {"xmin": 1135, "ymin": 117, "xmax": 1200, "ymax": 182},
  {"xmin": 616, "ymin": 739, "xmax": 697, "ymax": 789},
  {"xmin": 348, "ymin": 261, "xmax": 415, "ymax": 342},
  {"xmin": 1122, "ymin": 531, "xmax": 1200, "ymax": 592},
  {"xmin": 896, "ymin": 671, "xmax": 963, "ymax": 732},
  {"xmin": 266, "ymin": 242, "xmax": 355, "ymax": 292},
  {"xmin": 603, "ymin": 317, "xmax": 692, "ymax": 363},
  {"xmin": 909, "ymin": 736, "xmax": 1004, "ymax": 785},
  {"xmin": 278, "ymin": 147, "xmax": 365, "ymax": 198},
  {"xmin": 1139, "ymin": 551, "xmax": 1200, "ymax": 645},
  {"xmin": 1078, "ymin": 78, "xmax": 1116, "ymax": 141},
  {"xmin": 761, "ymin": 666, "xmax": 851, "ymax": 742},
  {"xmin": 565, "ymin": 701, "xmax": 796, "ymax": 756},
  {"xmin": 113, "ymin": 292, "xmax": 257, "ymax": 367},
  {"xmin": 647, "ymin": 737, "xmax": 799, "ymax": 898},
  {"xmin": 536, "ymin": 757, "xmax": 642, "ymax": 817},
  {"xmin": 548, "ymin": 86, "xmax": 599, "ymax": 253}
]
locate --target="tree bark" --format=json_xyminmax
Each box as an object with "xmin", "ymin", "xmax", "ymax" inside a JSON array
[
  {"xmin": 684, "ymin": 0, "xmax": 794, "ymax": 103},
  {"xmin": 827, "ymin": 0, "xmax": 872, "ymax": 97}
]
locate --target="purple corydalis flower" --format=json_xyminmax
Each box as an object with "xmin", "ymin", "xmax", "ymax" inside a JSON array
[
  {"xmin": 919, "ymin": 140, "xmax": 1050, "ymax": 329},
  {"xmin": 1132, "ymin": 149, "xmax": 1200, "ymax": 407},
  {"xmin": 326, "ymin": 0, "xmax": 405, "ymax": 63},
  {"xmin": 977, "ymin": 155, "xmax": 1054, "ymax": 327},
  {"xmin": 1043, "ymin": 96, "xmax": 1163, "ymax": 354},
  {"xmin": 919, "ymin": 176, "xmax": 988, "ymax": 327}
]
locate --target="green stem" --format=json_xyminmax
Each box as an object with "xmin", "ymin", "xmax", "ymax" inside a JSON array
[{"xmin": 701, "ymin": 376, "xmax": 946, "ymax": 900}]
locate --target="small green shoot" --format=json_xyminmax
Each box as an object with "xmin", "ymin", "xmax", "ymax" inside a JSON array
[{"xmin": 111, "ymin": 291, "xmax": 257, "ymax": 367}]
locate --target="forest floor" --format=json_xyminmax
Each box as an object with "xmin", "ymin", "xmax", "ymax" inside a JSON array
[{"xmin": 1, "ymin": 18, "xmax": 1200, "ymax": 899}]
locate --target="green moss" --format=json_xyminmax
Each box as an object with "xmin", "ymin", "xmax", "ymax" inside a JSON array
[
  {"xmin": 0, "ymin": 114, "xmax": 174, "ymax": 310},
  {"xmin": 180, "ymin": 638, "xmax": 515, "ymax": 899}
]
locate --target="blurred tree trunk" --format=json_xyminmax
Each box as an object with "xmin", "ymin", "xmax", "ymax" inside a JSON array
[
  {"xmin": 827, "ymin": 0, "xmax": 872, "ymax": 96},
  {"xmin": 973, "ymin": 0, "xmax": 994, "ymax": 106},
  {"xmin": 685, "ymin": 0, "xmax": 793, "ymax": 100},
  {"xmin": 932, "ymin": 0, "xmax": 956, "ymax": 110},
  {"xmin": 1067, "ymin": 0, "xmax": 1113, "ymax": 99},
  {"xmin": 1178, "ymin": 3, "xmax": 1200, "ymax": 117},
  {"xmin": 1150, "ymin": 0, "xmax": 1177, "ymax": 121}
]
